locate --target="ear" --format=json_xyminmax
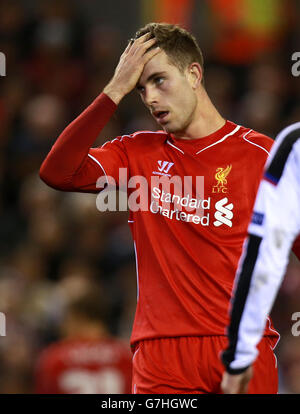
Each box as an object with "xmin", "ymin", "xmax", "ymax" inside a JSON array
[{"xmin": 186, "ymin": 63, "xmax": 203, "ymax": 89}]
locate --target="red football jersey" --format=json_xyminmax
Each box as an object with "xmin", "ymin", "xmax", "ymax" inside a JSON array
[
  {"xmin": 35, "ymin": 338, "xmax": 132, "ymax": 394},
  {"xmin": 40, "ymin": 94, "xmax": 279, "ymax": 348}
]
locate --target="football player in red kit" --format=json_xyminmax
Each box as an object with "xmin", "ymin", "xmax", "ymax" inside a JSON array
[
  {"xmin": 35, "ymin": 292, "xmax": 132, "ymax": 394},
  {"xmin": 40, "ymin": 23, "xmax": 283, "ymax": 393}
]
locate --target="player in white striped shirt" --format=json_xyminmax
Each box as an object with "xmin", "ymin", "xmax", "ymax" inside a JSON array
[{"xmin": 221, "ymin": 122, "xmax": 300, "ymax": 394}]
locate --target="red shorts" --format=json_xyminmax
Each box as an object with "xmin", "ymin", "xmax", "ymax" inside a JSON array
[{"xmin": 131, "ymin": 336, "xmax": 278, "ymax": 394}]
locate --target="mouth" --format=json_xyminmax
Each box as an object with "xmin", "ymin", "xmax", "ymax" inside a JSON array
[{"xmin": 152, "ymin": 110, "xmax": 170, "ymax": 123}]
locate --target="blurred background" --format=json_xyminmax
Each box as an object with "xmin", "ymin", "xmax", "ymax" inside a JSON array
[{"xmin": 0, "ymin": 0, "xmax": 299, "ymax": 394}]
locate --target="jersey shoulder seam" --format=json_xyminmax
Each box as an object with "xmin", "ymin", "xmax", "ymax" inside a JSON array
[{"xmin": 241, "ymin": 128, "xmax": 272, "ymax": 155}]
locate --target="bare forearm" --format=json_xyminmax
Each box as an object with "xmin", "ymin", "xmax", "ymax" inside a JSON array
[{"xmin": 103, "ymin": 83, "xmax": 126, "ymax": 106}]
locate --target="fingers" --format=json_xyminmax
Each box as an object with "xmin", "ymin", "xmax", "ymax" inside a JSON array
[
  {"xmin": 240, "ymin": 383, "xmax": 248, "ymax": 394},
  {"xmin": 134, "ymin": 32, "xmax": 152, "ymax": 45},
  {"xmin": 221, "ymin": 370, "xmax": 252, "ymax": 394},
  {"xmin": 123, "ymin": 41, "xmax": 133, "ymax": 54},
  {"xmin": 221, "ymin": 372, "xmax": 243, "ymax": 394},
  {"xmin": 128, "ymin": 33, "xmax": 157, "ymax": 56},
  {"xmin": 133, "ymin": 39, "xmax": 157, "ymax": 57},
  {"xmin": 142, "ymin": 45, "xmax": 161, "ymax": 64},
  {"xmin": 124, "ymin": 33, "xmax": 150, "ymax": 53}
]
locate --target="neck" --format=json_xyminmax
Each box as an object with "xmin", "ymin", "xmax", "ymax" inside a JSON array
[{"xmin": 172, "ymin": 87, "xmax": 226, "ymax": 140}]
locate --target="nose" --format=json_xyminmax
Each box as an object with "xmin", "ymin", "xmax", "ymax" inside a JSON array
[{"xmin": 143, "ymin": 85, "xmax": 158, "ymax": 107}]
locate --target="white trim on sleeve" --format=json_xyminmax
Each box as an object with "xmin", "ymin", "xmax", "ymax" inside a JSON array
[
  {"xmin": 88, "ymin": 153, "xmax": 108, "ymax": 178},
  {"xmin": 242, "ymin": 130, "xmax": 270, "ymax": 155}
]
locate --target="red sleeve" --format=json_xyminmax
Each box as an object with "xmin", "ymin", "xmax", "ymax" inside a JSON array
[
  {"xmin": 39, "ymin": 93, "xmax": 128, "ymax": 193},
  {"xmin": 292, "ymin": 235, "xmax": 300, "ymax": 261}
]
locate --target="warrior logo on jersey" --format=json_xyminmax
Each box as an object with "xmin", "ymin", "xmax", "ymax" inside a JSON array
[
  {"xmin": 153, "ymin": 160, "xmax": 174, "ymax": 177},
  {"xmin": 212, "ymin": 165, "xmax": 232, "ymax": 193}
]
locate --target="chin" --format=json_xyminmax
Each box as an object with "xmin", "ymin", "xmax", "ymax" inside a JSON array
[{"xmin": 162, "ymin": 123, "xmax": 178, "ymax": 133}]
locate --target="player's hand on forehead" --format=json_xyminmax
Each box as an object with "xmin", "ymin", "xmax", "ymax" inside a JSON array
[
  {"xmin": 118, "ymin": 32, "xmax": 161, "ymax": 76},
  {"xmin": 125, "ymin": 32, "xmax": 157, "ymax": 57},
  {"xmin": 103, "ymin": 32, "xmax": 160, "ymax": 103},
  {"xmin": 130, "ymin": 32, "xmax": 153, "ymax": 46}
]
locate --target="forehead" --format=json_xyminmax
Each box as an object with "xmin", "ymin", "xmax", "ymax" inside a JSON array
[{"xmin": 138, "ymin": 50, "xmax": 180, "ymax": 84}]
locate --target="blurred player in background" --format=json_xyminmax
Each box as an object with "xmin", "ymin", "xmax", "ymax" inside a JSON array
[
  {"xmin": 35, "ymin": 291, "xmax": 132, "ymax": 394},
  {"xmin": 221, "ymin": 122, "xmax": 300, "ymax": 394},
  {"xmin": 40, "ymin": 22, "xmax": 285, "ymax": 393}
]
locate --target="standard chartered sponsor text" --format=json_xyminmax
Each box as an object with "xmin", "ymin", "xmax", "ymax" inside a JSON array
[
  {"xmin": 95, "ymin": 169, "xmax": 233, "ymax": 226},
  {"xmin": 150, "ymin": 186, "xmax": 210, "ymax": 225}
]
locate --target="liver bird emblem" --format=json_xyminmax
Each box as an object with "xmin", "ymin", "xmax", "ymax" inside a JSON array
[{"xmin": 214, "ymin": 165, "xmax": 232, "ymax": 187}]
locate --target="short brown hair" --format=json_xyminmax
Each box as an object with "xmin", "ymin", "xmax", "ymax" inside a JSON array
[{"xmin": 133, "ymin": 23, "xmax": 204, "ymax": 82}]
